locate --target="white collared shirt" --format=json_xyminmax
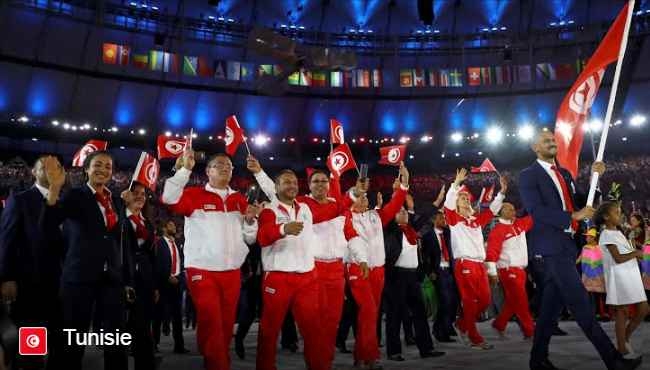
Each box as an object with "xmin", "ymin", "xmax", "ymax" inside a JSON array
[
  {"xmin": 435, "ymin": 227, "xmax": 450, "ymax": 268},
  {"xmin": 395, "ymin": 234, "xmax": 419, "ymax": 269},
  {"xmin": 86, "ymin": 182, "xmax": 112, "ymax": 226},
  {"xmin": 536, "ymin": 159, "xmax": 573, "ymax": 232},
  {"xmin": 164, "ymin": 236, "xmax": 181, "ymax": 276},
  {"xmin": 34, "ymin": 183, "xmax": 49, "ymax": 200},
  {"xmin": 126, "ymin": 208, "xmax": 145, "ymax": 246},
  {"xmin": 536, "ymin": 159, "xmax": 567, "ymax": 211}
]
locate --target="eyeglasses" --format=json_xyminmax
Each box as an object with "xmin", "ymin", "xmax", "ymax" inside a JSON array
[{"xmin": 208, "ymin": 163, "xmax": 234, "ymax": 170}]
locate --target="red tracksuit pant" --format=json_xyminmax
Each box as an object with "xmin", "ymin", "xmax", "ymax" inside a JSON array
[
  {"xmin": 185, "ymin": 268, "xmax": 240, "ymax": 370},
  {"xmin": 346, "ymin": 264, "xmax": 384, "ymax": 363},
  {"xmin": 454, "ymin": 259, "xmax": 491, "ymax": 345},
  {"xmin": 315, "ymin": 260, "xmax": 345, "ymax": 367},
  {"xmin": 492, "ymin": 267, "xmax": 535, "ymax": 337},
  {"xmin": 257, "ymin": 270, "xmax": 326, "ymax": 370}
]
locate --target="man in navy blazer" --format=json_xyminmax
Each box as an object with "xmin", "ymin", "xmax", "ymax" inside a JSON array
[
  {"xmin": 153, "ymin": 219, "xmax": 188, "ymax": 354},
  {"xmin": 421, "ymin": 208, "xmax": 458, "ymax": 343},
  {"xmin": 519, "ymin": 131, "xmax": 640, "ymax": 370},
  {"xmin": 0, "ymin": 155, "xmax": 64, "ymax": 369}
]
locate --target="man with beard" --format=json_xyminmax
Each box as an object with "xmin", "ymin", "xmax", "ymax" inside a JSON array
[
  {"xmin": 255, "ymin": 169, "xmax": 327, "ymax": 370},
  {"xmin": 248, "ymin": 157, "xmax": 364, "ymax": 368},
  {"xmin": 520, "ymin": 131, "xmax": 640, "ymax": 370}
]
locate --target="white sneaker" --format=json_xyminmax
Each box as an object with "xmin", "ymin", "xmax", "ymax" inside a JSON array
[
  {"xmin": 453, "ymin": 323, "xmax": 469, "ymax": 346},
  {"xmin": 625, "ymin": 342, "xmax": 641, "ymax": 359}
]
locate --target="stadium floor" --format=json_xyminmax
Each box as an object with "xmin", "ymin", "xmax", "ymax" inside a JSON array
[{"xmin": 82, "ymin": 321, "xmax": 650, "ymax": 370}]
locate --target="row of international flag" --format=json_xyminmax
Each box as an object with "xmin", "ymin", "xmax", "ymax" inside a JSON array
[
  {"xmin": 102, "ymin": 43, "xmax": 383, "ymax": 88},
  {"xmin": 399, "ymin": 60, "xmax": 587, "ymax": 88},
  {"xmin": 103, "ymin": 42, "xmax": 586, "ymax": 89}
]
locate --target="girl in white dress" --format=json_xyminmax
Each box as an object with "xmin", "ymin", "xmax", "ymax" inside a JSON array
[{"xmin": 594, "ymin": 201, "xmax": 649, "ymax": 359}]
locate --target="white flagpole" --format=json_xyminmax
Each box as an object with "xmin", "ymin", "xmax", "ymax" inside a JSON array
[
  {"xmin": 129, "ymin": 152, "xmax": 146, "ymax": 190},
  {"xmin": 586, "ymin": 0, "xmax": 635, "ymax": 207}
]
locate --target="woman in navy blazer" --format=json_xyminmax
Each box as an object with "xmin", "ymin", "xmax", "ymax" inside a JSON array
[{"xmin": 42, "ymin": 152, "xmax": 133, "ymax": 370}]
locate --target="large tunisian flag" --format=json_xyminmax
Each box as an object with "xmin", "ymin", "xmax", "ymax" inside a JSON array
[{"xmin": 554, "ymin": 2, "xmax": 630, "ymax": 179}]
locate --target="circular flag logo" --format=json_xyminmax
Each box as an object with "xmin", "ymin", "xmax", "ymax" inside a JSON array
[
  {"xmin": 569, "ymin": 70, "xmax": 603, "ymax": 116},
  {"xmin": 225, "ymin": 127, "xmax": 234, "ymax": 146},
  {"xmin": 334, "ymin": 126, "xmax": 344, "ymax": 143},
  {"xmin": 164, "ymin": 140, "xmax": 185, "ymax": 155},
  {"xmin": 387, "ymin": 148, "xmax": 401, "ymax": 163},
  {"xmin": 331, "ymin": 152, "xmax": 349, "ymax": 171},
  {"xmin": 145, "ymin": 162, "xmax": 158, "ymax": 185}
]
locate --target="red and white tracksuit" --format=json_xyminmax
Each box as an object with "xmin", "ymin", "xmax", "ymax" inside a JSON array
[
  {"xmin": 444, "ymin": 183, "xmax": 504, "ymax": 345},
  {"xmin": 256, "ymin": 199, "xmax": 328, "ymax": 370},
  {"xmin": 486, "ymin": 216, "xmax": 535, "ymax": 338},
  {"xmin": 162, "ymin": 168, "xmax": 258, "ymax": 370},
  {"xmin": 346, "ymin": 186, "xmax": 408, "ymax": 363},
  {"xmin": 254, "ymin": 171, "xmax": 365, "ymax": 367}
]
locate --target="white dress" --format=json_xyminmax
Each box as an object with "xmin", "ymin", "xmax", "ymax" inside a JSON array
[{"xmin": 599, "ymin": 229, "xmax": 647, "ymax": 305}]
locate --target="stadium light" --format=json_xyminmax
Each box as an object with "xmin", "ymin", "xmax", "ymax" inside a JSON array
[
  {"xmin": 138, "ymin": 129, "xmax": 146, "ymax": 135},
  {"xmin": 630, "ymin": 114, "xmax": 647, "ymax": 127},
  {"xmin": 254, "ymin": 134, "xmax": 269, "ymax": 146},
  {"xmin": 51, "ymin": 120, "xmax": 59, "ymax": 126},
  {"xmin": 450, "ymin": 132, "xmax": 463, "ymax": 143},
  {"xmin": 585, "ymin": 119, "xmax": 603, "ymax": 133},
  {"xmin": 18, "ymin": 115, "xmax": 29, "ymax": 123},
  {"xmin": 518, "ymin": 125, "xmax": 535, "ymax": 141},
  {"xmin": 165, "ymin": 131, "xmax": 172, "ymax": 137},
  {"xmin": 486, "ymin": 126, "xmax": 504, "ymax": 144}
]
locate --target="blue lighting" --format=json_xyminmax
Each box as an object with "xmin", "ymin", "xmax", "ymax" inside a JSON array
[
  {"xmin": 0, "ymin": 89, "xmax": 7, "ymax": 110},
  {"xmin": 481, "ymin": 0, "xmax": 511, "ymax": 26},
  {"xmin": 350, "ymin": 0, "xmax": 382, "ymax": 27},
  {"xmin": 115, "ymin": 108, "xmax": 132, "ymax": 126},
  {"xmin": 166, "ymin": 103, "xmax": 184, "ymax": 128},
  {"xmin": 550, "ymin": 0, "xmax": 573, "ymax": 20},
  {"xmin": 380, "ymin": 111, "xmax": 397, "ymax": 135}
]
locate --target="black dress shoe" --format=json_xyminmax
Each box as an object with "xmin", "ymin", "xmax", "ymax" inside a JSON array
[
  {"xmin": 235, "ymin": 338, "xmax": 245, "ymax": 360},
  {"xmin": 613, "ymin": 356, "xmax": 642, "ymax": 370},
  {"xmin": 421, "ymin": 350, "xmax": 445, "ymax": 358},
  {"xmin": 282, "ymin": 343, "xmax": 298, "ymax": 353},
  {"xmin": 388, "ymin": 354, "xmax": 405, "ymax": 361},
  {"xmin": 436, "ymin": 337, "xmax": 456, "ymax": 343},
  {"xmin": 336, "ymin": 343, "xmax": 352, "ymax": 354},
  {"xmin": 530, "ymin": 359, "xmax": 566, "ymax": 370},
  {"xmin": 174, "ymin": 347, "xmax": 190, "ymax": 354},
  {"xmin": 552, "ymin": 327, "xmax": 568, "ymax": 336}
]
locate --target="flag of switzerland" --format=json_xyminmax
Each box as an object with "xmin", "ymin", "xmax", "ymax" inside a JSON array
[{"xmin": 19, "ymin": 327, "xmax": 48, "ymax": 355}]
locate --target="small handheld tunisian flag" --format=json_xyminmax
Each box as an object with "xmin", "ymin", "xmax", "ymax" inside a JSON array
[
  {"xmin": 132, "ymin": 152, "xmax": 160, "ymax": 191},
  {"xmin": 478, "ymin": 185, "xmax": 496, "ymax": 205},
  {"xmin": 225, "ymin": 115, "xmax": 246, "ymax": 156},
  {"xmin": 470, "ymin": 158, "xmax": 498, "ymax": 173},
  {"xmin": 72, "ymin": 140, "xmax": 108, "ymax": 167},
  {"xmin": 157, "ymin": 135, "xmax": 187, "ymax": 159},
  {"xmin": 378, "ymin": 145, "xmax": 407, "ymax": 166},
  {"xmin": 554, "ymin": 1, "xmax": 631, "ymax": 179},
  {"xmin": 330, "ymin": 118, "xmax": 344, "ymax": 144},
  {"xmin": 327, "ymin": 143, "xmax": 357, "ymax": 178}
]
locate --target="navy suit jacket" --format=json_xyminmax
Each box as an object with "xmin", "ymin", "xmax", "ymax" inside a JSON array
[
  {"xmin": 421, "ymin": 227, "xmax": 454, "ymax": 276},
  {"xmin": 154, "ymin": 237, "xmax": 185, "ymax": 289},
  {"xmin": 519, "ymin": 160, "xmax": 582, "ymax": 257},
  {"xmin": 0, "ymin": 186, "xmax": 64, "ymax": 285},
  {"xmin": 42, "ymin": 185, "xmax": 133, "ymax": 286}
]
